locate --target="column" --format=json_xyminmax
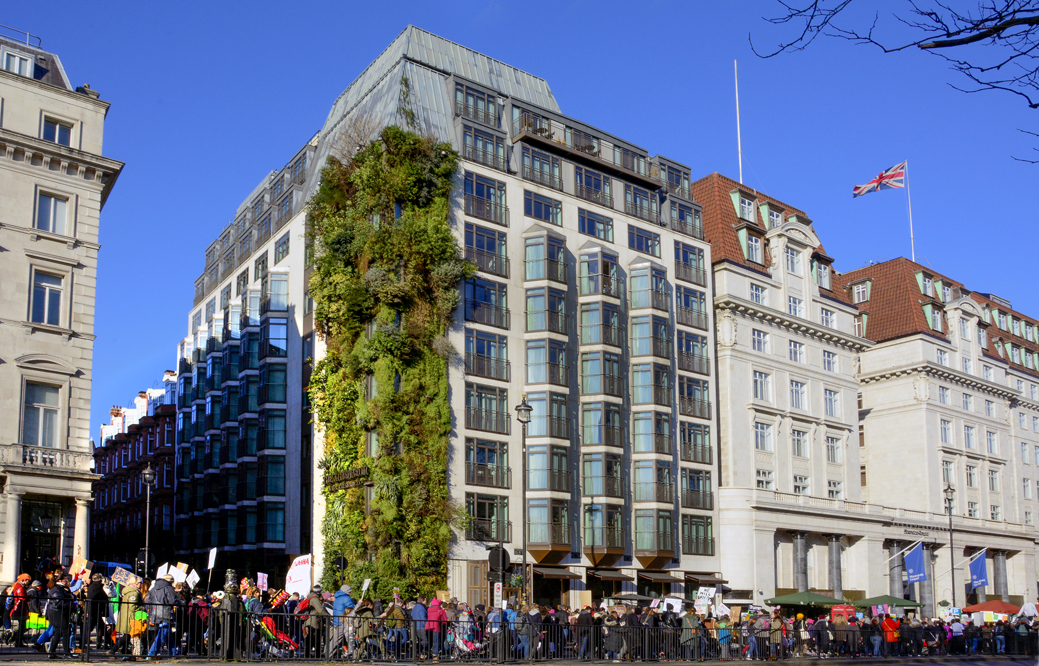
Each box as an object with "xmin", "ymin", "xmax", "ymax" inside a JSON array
[
  {"xmin": 792, "ymin": 531, "xmax": 809, "ymax": 593},
  {"xmin": 994, "ymin": 550, "xmax": 1009, "ymax": 602},
  {"xmin": 2, "ymin": 491, "xmax": 22, "ymax": 582},
  {"xmin": 888, "ymin": 540, "xmax": 904, "ymax": 598},
  {"xmin": 918, "ymin": 545, "xmax": 934, "ymax": 620},
  {"xmin": 827, "ymin": 534, "xmax": 844, "ymax": 599},
  {"xmin": 73, "ymin": 498, "xmax": 91, "ymax": 561}
]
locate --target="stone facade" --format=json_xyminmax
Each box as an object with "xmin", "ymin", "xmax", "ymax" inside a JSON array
[{"xmin": 0, "ymin": 35, "xmax": 122, "ymax": 584}]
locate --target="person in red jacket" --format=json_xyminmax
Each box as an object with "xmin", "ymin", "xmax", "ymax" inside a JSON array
[
  {"xmin": 9, "ymin": 574, "xmax": 31, "ymax": 647},
  {"xmin": 881, "ymin": 615, "xmax": 901, "ymax": 656},
  {"xmin": 426, "ymin": 599, "xmax": 448, "ymax": 658}
]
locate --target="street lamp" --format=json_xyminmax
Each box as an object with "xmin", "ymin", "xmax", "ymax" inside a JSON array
[
  {"xmin": 515, "ymin": 395, "xmax": 533, "ymax": 608},
  {"xmin": 143, "ymin": 463, "xmax": 156, "ymax": 577},
  {"xmin": 944, "ymin": 482, "xmax": 956, "ymax": 608}
]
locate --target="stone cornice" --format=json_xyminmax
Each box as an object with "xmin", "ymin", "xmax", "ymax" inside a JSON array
[
  {"xmin": 860, "ymin": 360, "xmax": 1020, "ymax": 399},
  {"xmin": 715, "ymin": 294, "xmax": 871, "ymax": 352},
  {"xmin": 0, "ymin": 127, "xmax": 123, "ymax": 207},
  {"xmin": 0, "ymin": 68, "xmax": 111, "ymax": 110},
  {"xmin": 1, "ymin": 222, "xmax": 100, "ymax": 251}
]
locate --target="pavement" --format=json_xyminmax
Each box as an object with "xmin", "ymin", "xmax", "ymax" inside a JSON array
[{"xmin": 0, "ymin": 656, "xmax": 1036, "ymax": 665}]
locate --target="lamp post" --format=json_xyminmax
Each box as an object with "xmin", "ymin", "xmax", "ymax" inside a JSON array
[
  {"xmin": 515, "ymin": 395, "xmax": 533, "ymax": 608},
  {"xmin": 944, "ymin": 482, "xmax": 956, "ymax": 608},
  {"xmin": 143, "ymin": 463, "xmax": 156, "ymax": 576}
]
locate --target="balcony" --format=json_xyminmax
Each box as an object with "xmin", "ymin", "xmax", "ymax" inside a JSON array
[
  {"xmin": 464, "ymin": 194, "xmax": 509, "ymax": 227},
  {"xmin": 633, "ymin": 384, "xmax": 671, "ymax": 407},
  {"xmin": 634, "ymin": 530, "xmax": 675, "ymax": 568},
  {"xmin": 463, "ymin": 144, "xmax": 506, "ymax": 172},
  {"xmin": 580, "ymin": 274, "xmax": 622, "ymax": 298},
  {"xmin": 584, "ymin": 526, "xmax": 624, "ymax": 549},
  {"xmin": 455, "ymin": 100, "xmax": 497, "ymax": 128},
  {"xmin": 673, "ymin": 260, "xmax": 706, "ymax": 284},
  {"xmin": 528, "ymin": 362, "xmax": 569, "ymax": 387},
  {"xmin": 464, "ymin": 353, "xmax": 510, "ymax": 382},
  {"xmin": 530, "ymin": 469, "xmax": 571, "ymax": 492},
  {"xmin": 530, "ymin": 416, "xmax": 570, "ymax": 440},
  {"xmin": 528, "ymin": 522, "xmax": 570, "ymax": 546},
  {"xmin": 680, "ymin": 443, "xmax": 713, "ymax": 465},
  {"xmin": 681, "ymin": 489, "xmax": 714, "ymax": 510},
  {"xmin": 525, "ymin": 258, "xmax": 566, "ymax": 284},
  {"xmin": 465, "ymin": 300, "xmax": 510, "ymax": 329},
  {"xmin": 581, "ymin": 324, "xmax": 622, "ymax": 348},
  {"xmin": 677, "ymin": 307, "xmax": 709, "ymax": 330},
  {"xmin": 682, "ymin": 536, "xmax": 715, "ymax": 556},
  {"xmin": 466, "ymin": 519, "xmax": 511, "ymax": 542},
  {"xmin": 633, "ymin": 336, "xmax": 671, "ymax": 360},
  {"xmin": 464, "ymin": 462, "xmax": 511, "ymax": 489},
  {"xmin": 678, "ymin": 351, "xmax": 710, "ymax": 375},
  {"xmin": 625, "ymin": 201, "xmax": 658, "ymax": 224},
  {"xmin": 512, "ymin": 111, "xmax": 661, "ymax": 189},
  {"xmin": 635, "ymin": 481, "xmax": 674, "ymax": 503},
  {"xmin": 670, "ymin": 216, "xmax": 705, "ymax": 241},
  {"xmin": 2, "ymin": 445, "xmax": 93, "ymax": 473},
  {"xmin": 465, "ymin": 247, "xmax": 509, "ymax": 278},
  {"xmin": 466, "ymin": 408, "xmax": 511, "ymax": 435},
  {"xmin": 665, "ymin": 181, "xmax": 692, "ymax": 201},
  {"xmin": 679, "ymin": 397, "xmax": 711, "ymax": 419},
  {"xmin": 582, "ymin": 373, "xmax": 624, "ymax": 398},
  {"xmin": 582, "ymin": 475, "xmax": 624, "ymax": 499},
  {"xmin": 526, "ymin": 310, "xmax": 567, "ymax": 334},
  {"xmin": 632, "ymin": 289, "xmax": 669, "ymax": 312},
  {"xmin": 575, "ymin": 184, "xmax": 614, "ymax": 209},
  {"xmin": 522, "ymin": 164, "xmax": 564, "ymax": 192},
  {"xmin": 653, "ymin": 433, "xmax": 672, "ymax": 455},
  {"xmin": 583, "ymin": 425, "xmax": 623, "ymax": 448}
]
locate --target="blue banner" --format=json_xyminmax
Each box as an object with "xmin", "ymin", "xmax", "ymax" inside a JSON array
[
  {"xmin": 970, "ymin": 554, "xmax": 988, "ymax": 589},
  {"xmin": 905, "ymin": 543, "xmax": 927, "ymax": 584}
]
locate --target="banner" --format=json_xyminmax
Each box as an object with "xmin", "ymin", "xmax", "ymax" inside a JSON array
[
  {"xmin": 970, "ymin": 554, "xmax": 988, "ymax": 589},
  {"xmin": 905, "ymin": 543, "xmax": 927, "ymax": 584},
  {"xmin": 285, "ymin": 554, "xmax": 312, "ymax": 596}
]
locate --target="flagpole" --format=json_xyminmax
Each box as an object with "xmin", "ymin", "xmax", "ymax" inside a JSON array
[
  {"xmin": 735, "ymin": 60, "xmax": 743, "ymax": 184},
  {"xmin": 906, "ymin": 159, "xmax": 916, "ymax": 262}
]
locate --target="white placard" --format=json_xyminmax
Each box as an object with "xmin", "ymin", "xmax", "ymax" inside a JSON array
[
  {"xmin": 258, "ymin": 572, "xmax": 268, "ymax": 591},
  {"xmin": 663, "ymin": 597, "xmax": 684, "ymax": 613},
  {"xmin": 168, "ymin": 567, "xmax": 187, "ymax": 584},
  {"xmin": 186, "ymin": 570, "xmax": 200, "ymax": 589},
  {"xmin": 696, "ymin": 586, "xmax": 716, "ymax": 601},
  {"xmin": 207, "ymin": 548, "xmax": 217, "ymax": 570},
  {"xmin": 362, "ymin": 578, "xmax": 371, "ymax": 591},
  {"xmin": 156, "ymin": 563, "xmax": 170, "ymax": 578},
  {"xmin": 285, "ymin": 554, "xmax": 312, "ymax": 596}
]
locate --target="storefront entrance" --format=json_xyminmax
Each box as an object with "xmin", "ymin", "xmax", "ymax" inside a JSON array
[{"xmin": 19, "ymin": 500, "xmax": 64, "ymax": 578}]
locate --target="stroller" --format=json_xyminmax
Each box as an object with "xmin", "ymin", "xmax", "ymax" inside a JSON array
[
  {"xmin": 448, "ymin": 613, "xmax": 485, "ymax": 661},
  {"xmin": 256, "ymin": 616, "xmax": 299, "ymax": 658}
]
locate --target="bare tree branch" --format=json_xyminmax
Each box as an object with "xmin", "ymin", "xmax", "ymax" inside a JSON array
[{"xmin": 1013, "ymin": 128, "xmax": 1039, "ymax": 161}]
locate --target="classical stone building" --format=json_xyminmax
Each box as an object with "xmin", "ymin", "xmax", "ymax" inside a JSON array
[{"xmin": 0, "ymin": 33, "xmax": 122, "ymax": 582}]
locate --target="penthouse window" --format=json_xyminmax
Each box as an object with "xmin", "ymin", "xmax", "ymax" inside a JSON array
[
  {"xmin": 464, "ymin": 126, "xmax": 506, "ymax": 172},
  {"xmin": 3, "ymin": 51, "xmax": 32, "ymax": 76},
  {"xmin": 455, "ymin": 84, "xmax": 497, "ymax": 126},
  {"xmin": 575, "ymin": 166, "xmax": 612, "ymax": 207},
  {"xmin": 521, "ymin": 146, "xmax": 561, "ymax": 190}
]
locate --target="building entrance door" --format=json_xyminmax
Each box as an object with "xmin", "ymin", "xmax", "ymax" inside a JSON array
[{"xmin": 20, "ymin": 500, "xmax": 64, "ymax": 578}]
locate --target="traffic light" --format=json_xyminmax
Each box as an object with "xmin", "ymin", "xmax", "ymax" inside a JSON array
[{"xmin": 134, "ymin": 549, "xmax": 152, "ymax": 577}]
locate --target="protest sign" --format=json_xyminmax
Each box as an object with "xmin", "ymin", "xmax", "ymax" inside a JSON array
[
  {"xmin": 258, "ymin": 572, "xmax": 268, "ymax": 591},
  {"xmin": 111, "ymin": 568, "xmax": 137, "ymax": 586},
  {"xmin": 156, "ymin": 563, "xmax": 170, "ymax": 578},
  {"xmin": 207, "ymin": 548, "xmax": 217, "ymax": 570},
  {"xmin": 186, "ymin": 569, "xmax": 200, "ymax": 589},
  {"xmin": 285, "ymin": 554, "xmax": 312, "ymax": 596}
]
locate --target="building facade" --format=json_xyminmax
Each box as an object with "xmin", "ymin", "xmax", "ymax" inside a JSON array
[
  {"xmin": 0, "ymin": 33, "xmax": 122, "ymax": 583},
  {"xmin": 92, "ymin": 374, "xmax": 177, "ymax": 567}
]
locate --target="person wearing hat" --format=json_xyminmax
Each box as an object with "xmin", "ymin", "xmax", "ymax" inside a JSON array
[
  {"xmin": 44, "ymin": 576, "xmax": 75, "ymax": 659},
  {"xmin": 301, "ymin": 584, "xmax": 327, "ymax": 659},
  {"xmin": 144, "ymin": 574, "xmax": 179, "ymax": 658},
  {"xmin": 333, "ymin": 584, "xmax": 355, "ymax": 623},
  {"xmin": 86, "ymin": 572, "xmax": 111, "ymax": 651},
  {"xmin": 9, "ymin": 573, "xmax": 32, "ymax": 647}
]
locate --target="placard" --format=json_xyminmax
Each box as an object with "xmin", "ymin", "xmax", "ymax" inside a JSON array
[
  {"xmin": 578, "ymin": 590, "xmax": 592, "ymax": 609},
  {"xmin": 285, "ymin": 554, "xmax": 312, "ymax": 596},
  {"xmin": 186, "ymin": 570, "xmax": 200, "ymax": 589},
  {"xmin": 696, "ymin": 586, "xmax": 716, "ymax": 601},
  {"xmin": 257, "ymin": 573, "xmax": 268, "ymax": 591},
  {"xmin": 207, "ymin": 548, "xmax": 217, "ymax": 570},
  {"xmin": 362, "ymin": 578, "xmax": 371, "ymax": 592},
  {"xmin": 168, "ymin": 567, "xmax": 187, "ymax": 584},
  {"xmin": 156, "ymin": 563, "xmax": 170, "ymax": 578},
  {"xmin": 111, "ymin": 567, "xmax": 137, "ymax": 586},
  {"xmin": 650, "ymin": 598, "xmax": 661, "ymax": 608}
]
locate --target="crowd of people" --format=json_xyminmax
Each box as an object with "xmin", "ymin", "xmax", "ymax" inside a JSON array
[{"xmin": 3, "ymin": 564, "xmax": 1039, "ymax": 662}]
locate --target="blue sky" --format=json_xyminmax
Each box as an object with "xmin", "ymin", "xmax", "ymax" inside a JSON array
[{"xmin": 5, "ymin": 1, "xmax": 1033, "ymax": 439}]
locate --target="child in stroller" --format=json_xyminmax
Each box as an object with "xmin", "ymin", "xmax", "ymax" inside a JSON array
[
  {"xmin": 448, "ymin": 607, "xmax": 485, "ymax": 660},
  {"xmin": 255, "ymin": 616, "xmax": 299, "ymax": 658}
]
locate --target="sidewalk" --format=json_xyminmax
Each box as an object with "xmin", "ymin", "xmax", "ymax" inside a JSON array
[{"xmin": 0, "ymin": 657, "xmax": 1034, "ymax": 665}]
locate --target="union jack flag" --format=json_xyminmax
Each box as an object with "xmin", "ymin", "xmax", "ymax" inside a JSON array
[{"xmin": 852, "ymin": 161, "xmax": 906, "ymax": 198}]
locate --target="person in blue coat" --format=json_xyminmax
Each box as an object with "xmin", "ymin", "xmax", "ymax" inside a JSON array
[{"xmin": 332, "ymin": 585, "xmax": 355, "ymax": 626}]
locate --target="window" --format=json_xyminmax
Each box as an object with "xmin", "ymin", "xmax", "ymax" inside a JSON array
[
  {"xmin": 578, "ymin": 209, "xmax": 613, "ymax": 242},
  {"xmin": 964, "ymin": 425, "xmax": 976, "ymax": 449},
  {"xmin": 823, "ymin": 351, "xmax": 838, "ymax": 373},
  {"xmin": 750, "ymin": 283, "xmax": 767, "ymax": 305},
  {"xmin": 753, "ymin": 371, "xmax": 771, "ymax": 401},
  {"xmin": 922, "ymin": 276, "xmax": 933, "ymax": 297},
  {"xmin": 788, "ymin": 340, "xmax": 805, "ymax": 363},
  {"xmin": 3, "ymin": 51, "xmax": 31, "ymax": 76},
  {"xmin": 943, "ymin": 285, "xmax": 951, "ymax": 302},
  {"xmin": 787, "ymin": 296, "xmax": 804, "ymax": 318},
  {"xmin": 768, "ymin": 209, "xmax": 782, "ymax": 229},
  {"xmin": 942, "ymin": 460, "xmax": 953, "ymax": 483},
  {"xmin": 991, "ymin": 505, "xmax": 1001, "ymax": 521},
  {"xmin": 740, "ymin": 196, "xmax": 756, "ymax": 221},
  {"xmin": 1033, "ymin": 385, "xmax": 1038, "ymax": 400},
  {"xmin": 793, "ymin": 475, "xmax": 810, "ymax": 495},
  {"xmin": 1024, "ymin": 477, "xmax": 1032, "ymax": 499},
  {"xmin": 756, "ymin": 469, "xmax": 774, "ymax": 490},
  {"xmin": 628, "ymin": 225, "xmax": 660, "ymax": 257},
  {"xmin": 967, "ymin": 501, "xmax": 979, "ymax": 518},
  {"xmin": 827, "ymin": 481, "xmax": 843, "ymax": 499},
  {"xmin": 987, "ymin": 431, "xmax": 998, "ymax": 455},
  {"xmin": 963, "ymin": 358, "xmax": 973, "ymax": 374},
  {"xmin": 820, "ymin": 308, "xmax": 835, "ymax": 328},
  {"xmin": 746, "ymin": 236, "xmax": 762, "ymax": 263},
  {"xmin": 966, "ymin": 465, "xmax": 977, "ymax": 487},
  {"xmin": 790, "ymin": 381, "xmax": 806, "ymax": 410},
  {"xmin": 854, "ymin": 315, "xmax": 864, "ymax": 337},
  {"xmin": 43, "ymin": 118, "xmax": 72, "ymax": 146},
  {"xmin": 983, "ymin": 364, "xmax": 992, "ymax": 380},
  {"xmin": 960, "ymin": 319, "xmax": 971, "ymax": 340},
  {"xmin": 254, "ymin": 252, "xmax": 268, "ymax": 281},
  {"xmin": 791, "ymin": 429, "xmax": 809, "ymax": 458},
  {"xmin": 754, "ymin": 423, "xmax": 773, "ymax": 451},
  {"xmin": 1026, "ymin": 511, "xmax": 1033, "ymax": 525},
  {"xmin": 826, "ymin": 436, "xmax": 841, "ymax": 463},
  {"xmin": 524, "ymin": 191, "xmax": 562, "ymax": 225},
  {"xmin": 1019, "ymin": 412, "xmax": 1027, "ymax": 429},
  {"xmin": 988, "ymin": 469, "xmax": 1000, "ymax": 492},
  {"xmin": 825, "ymin": 389, "xmax": 840, "ymax": 418},
  {"xmin": 818, "ymin": 264, "xmax": 832, "ymax": 290},
  {"xmin": 751, "ymin": 329, "xmax": 769, "ymax": 353},
  {"xmin": 35, "ymin": 193, "xmax": 68, "ymax": 235},
  {"xmin": 274, "ymin": 233, "xmax": 290, "ymax": 264},
  {"xmin": 985, "ymin": 400, "xmax": 995, "ymax": 417},
  {"xmin": 30, "ymin": 271, "xmax": 62, "ymax": 326},
  {"xmin": 940, "ymin": 419, "xmax": 952, "ymax": 444},
  {"xmin": 852, "ymin": 283, "xmax": 868, "ymax": 303},
  {"xmin": 785, "ymin": 248, "xmax": 801, "ymax": 274},
  {"xmin": 1034, "ymin": 418, "xmax": 1039, "ymax": 434},
  {"xmin": 936, "ymin": 349, "xmax": 949, "ymax": 366},
  {"xmin": 23, "ymin": 383, "xmax": 59, "ymax": 447}
]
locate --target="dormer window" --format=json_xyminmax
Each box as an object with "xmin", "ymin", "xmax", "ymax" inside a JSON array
[
  {"xmin": 746, "ymin": 235, "xmax": 762, "ymax": 264},
  {"xmin": 3, "ymin": 51, "xmax": 31, "ymax": 77},
  {"xmin": 942, "ymin": 285, "xmax": 951, "ymax": 302},
  {"xmin": 817, "ymin": 263, "xmax": 831, "ymax": 290},
  {"xmin": 768, "ymin": 209, "xmax": 782, "ymax": 229},
  {"xmin": 852, "ymin": 283, "xmax": 868, "ymax": 304},
  {"xmin": 922, "ymin": 276, "xmax": 933, "ymax": 297},
  {"xmin": 740, "ymin": 197, "xmax": 756, "ymax": 222},
  {"xmin": 998, "ymin": 312, "xmax": 1007, "ymax": 330}
]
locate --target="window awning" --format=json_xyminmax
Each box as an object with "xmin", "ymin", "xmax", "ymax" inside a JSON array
[
  {"xmin": 685, "ymin": 574, "xmax": 728, "ymax": 585},
  {"xmin": 588, "ymin": 570, "xmax": 634, "ymax": 582},
  {"xmin": 533, "ymin": 566, "xmax": 581, "ymax": 579},
  {"xmin": 637, "ymin": 570, "xmax": 681, "ymax": 583}
]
